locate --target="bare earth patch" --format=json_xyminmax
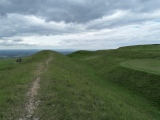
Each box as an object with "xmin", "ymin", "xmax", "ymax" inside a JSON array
[
  {"xmin": 20, "ymin": 54, "xmax": 52, "ymax": 120},
  {"xmin": 79, "ymin": 56, "xmax": 98, "ymax": 60}
]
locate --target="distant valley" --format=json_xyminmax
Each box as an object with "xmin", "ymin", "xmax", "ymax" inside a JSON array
[{"xmin": 0, "ymin": 49, "xmax": 75, "ymax": 59}]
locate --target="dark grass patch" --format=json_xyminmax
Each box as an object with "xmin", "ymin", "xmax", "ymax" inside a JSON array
[{"xmin": 106, "ymin": 66, "xmax": 160, "ymax": 108}]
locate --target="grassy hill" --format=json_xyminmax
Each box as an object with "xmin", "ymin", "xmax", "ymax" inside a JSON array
[
  {"xmin": 0, "ymin": 50, "xmax": 51, "ymax": 119},
  {"xmin": 118, "ymin": 44, "xmax": 160, "ymax": 51},
  {"xmin": 0, "ymin": 45, "xmax": 160, "ymax": 119}
]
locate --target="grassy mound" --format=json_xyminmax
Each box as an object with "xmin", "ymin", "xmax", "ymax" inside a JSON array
[
  {"xmin": 68, "ymin": 50, "xmax": 96, "ymax": 59},
  {"xmin": 118, "ymin": 44, "xmax": 160, "ymax": 51},
  {"xmin": 0, "ymin": 45, "xmax": 160, "ymax": 119},
  {"xmin": 36, "ymin": 51, "xmax": 160, "ymax": 119},
  {"xmin": 107, "ymin": 66, "xmax": 160, "ymax": 108},
  {"xmin": 0, "ymin": 50, "xmax": 51, "ymax": 119},
  {"xmin": 121, "ymin": 59, "xmax": 160, "ymax": 75},
  {"xmin": 67, "ymin": 45, "xmax": 160, "ymax": 119}
]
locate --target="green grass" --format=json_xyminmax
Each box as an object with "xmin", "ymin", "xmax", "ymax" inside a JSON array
[
  {"xmin": 120, "ymin": 59, "xmax": 160, "ymax": 75},
  {"xmin": 118, "ymin": 44, "xmax": 160, "ymax": 51},
  {"xmin": 67, "ymin": 45, "xmax": 160, "ymax": 119},
  {"xmin": 118, "ymin": 59, "xmax": 160, "ymax": 107},
  {"xmin": 0, "ymin": 59, "xmax": 35, "ymax": 119},
  {"xmin": 106, "ymin": 66, "xmax": 160, "ymax": 107},
  {"xmin": 0, "ymin": 50, "xmax": 51, "ymax": 119},
  {"xmin": 68, "ymin": 50, "xmax": 96, "ymax": 59},
  {"xmin": 0, "ymin": 45, "xmax": 160, "ymax": 119},
  {"xmin": 75, "ymin": 54, "xmax": 160, "ymax": 108},
  {"xmin": 37, "ymin": 51, "xmax": 160, "ymax": 119}
]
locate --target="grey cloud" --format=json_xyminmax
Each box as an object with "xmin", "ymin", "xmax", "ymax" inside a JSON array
[
  {"xmin": 58, "ymin": 39, "xmax": 107, "ymax": 48},
  {"xmin": 1, "ymin": 0, "xmax": 160, "ymax": 23},
  {"xmin": 0, "ymin": 39, "xmax": 34, "ymax": 47},
  {"xmin": 86, "ymin": 9, "xmax": 160, "ymax": 30},
  {"xmin": 12, "ymin": 39, "xmax": 23, "ymax": 42},
  {"xmin": 0, "ymin": 14, "xmax": 79, "ymax": 38},
  {"xmin": 0, "ymin": 0, "xmax": 160, "ymax": 49}
]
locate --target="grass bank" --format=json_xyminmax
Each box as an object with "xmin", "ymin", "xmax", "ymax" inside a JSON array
[
  {"xmin": 37, "ymin": 51, "xmax": 160, "ymax": 119},
  {"xmin": 0, "ymin": 45, "xmax": 160, "ymax": 119},
  {"xmin": 0, "ymin": 50, "xmax": 51, "ymax": 119}
]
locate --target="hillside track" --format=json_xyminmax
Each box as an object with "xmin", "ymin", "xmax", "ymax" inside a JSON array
[
  {"xmin": 20, "ymin": 54, "xmax": 53, "ymax": 120},
  {"xmin": 79, "ymin": 56, "xmax": 98, "ymax": 60}
]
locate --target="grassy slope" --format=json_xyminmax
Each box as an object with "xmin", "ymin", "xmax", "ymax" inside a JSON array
[
  {"xmin": 119, "ymin": 59, "xmax": 160, "ymax": 106},
  {"xmin": 118, "ymin": 44, "xmax": 160, "ymax": 51},
  {"xmin": 0, "ymin": 45, "xmax": 160, "ymax": 119},
  {"xmin": 79, "ymin": 50, "xmax": 160, "ymax": 108},
  {"xmin": 68, "ymin": 50, "xmax": 96, "ymax": 59},
  {"xmin": 120, "ymin": 59, "xmax": 160, "ymax": 75},
  {"xmin": 67, "ymin": 45, "xmax": 160, "ymax": 119},
  {"xmin": 36, "ymin": 51, "xmax": 160, "ymax": 119},
  {"xmin": 0, "ymin": 51, "xmax": 51, "ymax": 119}
]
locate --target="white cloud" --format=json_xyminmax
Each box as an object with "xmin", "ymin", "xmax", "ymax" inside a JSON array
[
  {"xmin": 86, "ymin": 10, "xmax": 129, "ymax": 29},
  {"xmin": 0, "ymin": 0, "xmax": 160, "ymax": 49},
  {"xmin": 86, "ymin": 9, "xmax": 160, "ymax": 29}
]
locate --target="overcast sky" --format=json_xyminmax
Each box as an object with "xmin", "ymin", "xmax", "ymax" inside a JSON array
[{"xmin": 0, "ymin": 0, "xmax": 160, "ymax": 50}]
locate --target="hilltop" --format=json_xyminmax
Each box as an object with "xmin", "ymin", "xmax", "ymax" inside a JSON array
[
  {"xmin": 118, "ymin": 44, "xmax": 160, "ymax": 51},
  {"xmin": 0, "ymin": 45, "xmax": 160, "ymax": 119}
]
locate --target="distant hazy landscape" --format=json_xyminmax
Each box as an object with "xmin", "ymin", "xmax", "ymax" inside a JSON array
[{"xmin": 0, "ymin": 49, "xmax": 75, "ymax": 59}]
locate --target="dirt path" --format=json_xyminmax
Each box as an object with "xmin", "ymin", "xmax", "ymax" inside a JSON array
[
  {"xmin": 20, "ymin": 54, "xmax": 52, "ymax": 120},
  {"xmin": 79, "ymin": 56, "xmax": 98, "ymax": 60}
]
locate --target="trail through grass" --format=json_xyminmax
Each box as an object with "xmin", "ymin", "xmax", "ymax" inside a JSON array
[
  {"xmin": 79, "ymin": 56, "xmax": 98, "ymax": 60},
  {"xmin": 20, "ymin": 53, "xmax": 53, "ymax": 119},
  {"xmin": 0, "ymin": 45, "xmax": 160, "ymax": 119},
  {"xmin": 0, "ymin": 50, "xmax": 52, "ymax": 119}
]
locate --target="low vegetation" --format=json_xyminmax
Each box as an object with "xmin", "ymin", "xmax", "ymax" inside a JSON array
[
  {"xmin": 0, "ymin": 51, "xmax": 51, "ymax": 119},
  {"xmin": 0, "ymin": 44, "xmax": 160, "ymax": 119}
]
